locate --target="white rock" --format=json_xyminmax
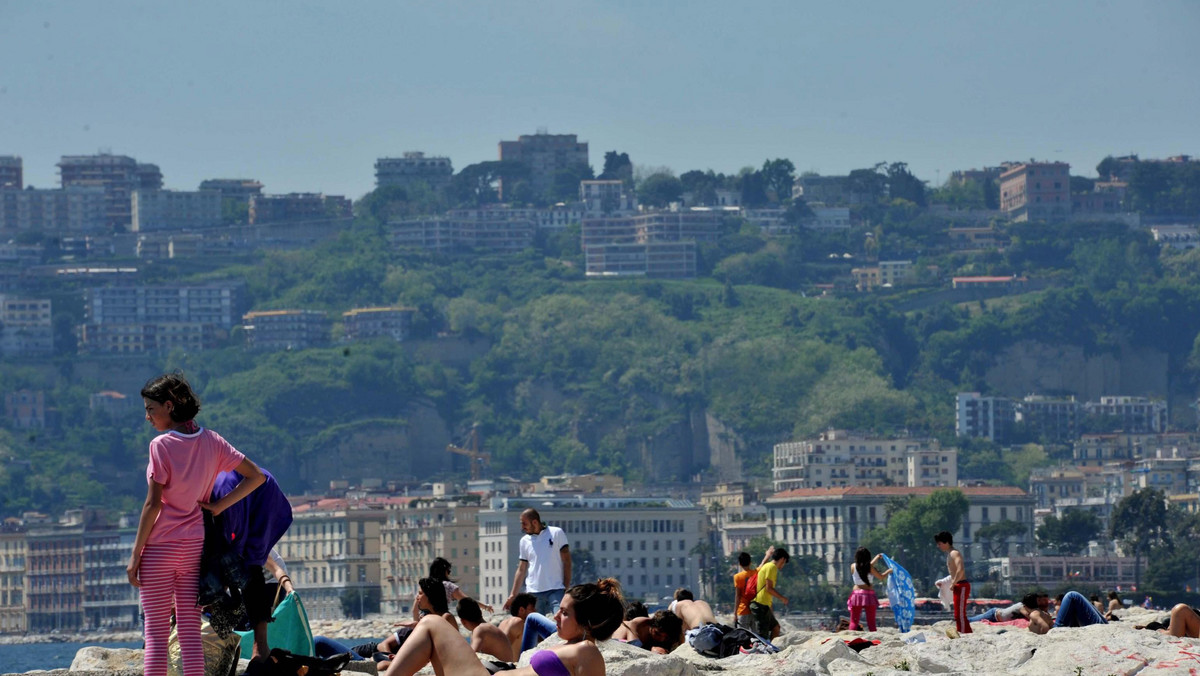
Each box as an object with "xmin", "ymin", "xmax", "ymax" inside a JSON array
[{"xmin": 69, "ymin": 647, "xmax": 143, "ymax": 672}]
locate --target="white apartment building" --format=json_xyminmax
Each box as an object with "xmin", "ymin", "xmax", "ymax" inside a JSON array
[
  {"xmin": 0, "ymin": 297, "xmax": 53, "ymax": 357},
  {"xmin": 275, "ymin": 498, "xmax": 389, "ymax": 620},
  {"xmin": 478, "ymin": 497, "xmax": 706, "ymax": 608},
  {"xmin": 766, "ymin": 486, "xmax": 1034, "ymax": 584},
  {"xmin": 131, "ymin": 189, "xmax": 222, "ymax": 231},
  {"xmin": 956, "ymin": 392, "xmax": 1017, "ymax": 442},
  {"xmin": 0, "ymin": 523, "xmax": 25, "ymax": 633},
  {"xmin": 379, "ymin": 497, "xmax": 482, "ymax": 615},
  {"xmin": 773, "ymin": 430, "xmax": 957, "ymax": 492},
  {"xmin": 0, "ymin": 186, "xmax": 107, "ymax": 233},
  {"xmin": 1083, "ymin": 396, "xmax": 1168, "ymax": 435},
  {"xmin": 580, "ymin": 180, "xmax": 637, "ymax": 214}
]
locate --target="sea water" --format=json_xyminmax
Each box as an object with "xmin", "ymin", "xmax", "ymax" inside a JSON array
[{"xmin": 0, "ymin": 640, "xmax": 141, "ymax": 673}]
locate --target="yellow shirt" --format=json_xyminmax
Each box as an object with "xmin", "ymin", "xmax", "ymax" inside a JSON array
[{"xmin": 754, "ymin": 561, "xmax": 779, "ymax": 607}]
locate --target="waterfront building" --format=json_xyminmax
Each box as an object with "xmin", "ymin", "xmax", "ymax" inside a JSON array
[
  {"xmin": 275, "ymin": 498, "xmax": 386, "ymax": 620},
  {"xmin": 0, "ymin": 520, "xmax": 25, "ymax": 633},
  {"xmin": 379, "ymin": 497, "xmax": 481, "ymax": 615}
]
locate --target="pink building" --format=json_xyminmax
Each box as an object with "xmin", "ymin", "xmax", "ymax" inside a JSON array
[{"xmin": 999, "ymin": 162, "xmax": 1071, "ymax": 222}]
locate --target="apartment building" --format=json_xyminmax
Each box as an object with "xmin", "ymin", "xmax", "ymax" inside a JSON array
[
  {"xmin": 580, "ymin": 180, "xmax": 637, "ymax": 214},
  {"xmin": 390, "ymin": 217, "xmax": 535, "ymax": 253},
  {"xmin": 25, "ymin": 513, "xmax": 88, "ymax": 632},
  {"xmin": 0, "ymin": 156, "xmax": 21, "ymax": 189},
  {"xmin": 342, "ymin": 307, "xmax": 415, "ymax": 343},
  {"xmin": 1150, "ymin": 225, "xmax": 1200, "ymax": 250},
  {"xmin": 242, "ymin": 310, "xmax": 331, "ymax": 351},
  {"xmin": 851, "ymin": 260, "xmax": 912, "ymax": 291},
  {"xmin": 715, "ymin": 519, "xmax": 768, "ymax": 558},
  {"xmin": 0, "ymin": 297, "xmax": 53, "ymax": 357},
  {"xmin": 1073, "ymin": 432, "xmax": 1200, "ymax": 467},
  {"xmin": 584, "ymin": 241, "xmax": 697, "ymax": 278},
  {"xmin": 765, "ymin": 486, "xmax": 1034, "ymax": 584},
  {"xmin": 445, "ymin": 205, "xmax": 585, "ymax": 231},
  {"xmin": 1028, "ymin": 466, "xmax": 1105, "ymax": 510},
  {"xmin": 58, "ymin": 154, "xmax": 160, "ymax": 230},
  {"xmin": 375, "ymin": 152, "xmax": 453, "ymax": 192},
  {"xmin": 131, "ymin": 189, "xmax": 222, "ymax": 231},
  {"xmin": 999, "ymin": 555, "xmax": 1143, "ymax": 592},
  {"xmin": 772, "ymin": 430, "xmax": 957, "ymax": 492},
  {"xmin": 275, "ymin": 498, "xmax": 387, "ymax": 620},
  {"xmin": 82, "ymin": 521, "xmax": 139, "ymax": 630},
  {"xmin": 497, "ymin": 133, "xmax": 588, "ymax": 200},
  {"xmin": 85, "ymin": 284, "xmax": 241, "ymax": 328},
  {"xmin": 999, "ymin": 162, "xmax": 1071, "ymax": 222},
  {"xmin": 478, "ymin": 496, "xmax": 706, "ymax": 608},
  {"xmin": 0, "ymin": 521, "xmax": 26, "ymax": 633},
  {"xmin": 76, "ymin": 322, "xmax": 218, "ymax": 355},
  {"xmin": 1018, "ymin": 395, "xmax": 1082, "ymax": 443},
  {"xmin": 249, "ymin": 193, "xmax": 353, "ymax": 225},
  {"xmin": 1083, "ymin": 396, "xmax": 1168, "ymax": 435},
  {"xmin": 5, "ymin": 389, "xmax": 47, "ymax": 429},
  {"xmin": 0, "ymin": 186, "xmax": 107, "ymax": 233},
  {"xmin": 379, "ymin": 497, "xmax": 482, "ymax": 615},
  {"xmin": 955, "ymin": 392, "xmax": 1017, "ymax": 442}
]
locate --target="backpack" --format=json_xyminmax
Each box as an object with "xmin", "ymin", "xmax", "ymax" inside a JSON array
[{"xmin": 742, "ymin": 571, "xmax": 759, "ymax": 601}]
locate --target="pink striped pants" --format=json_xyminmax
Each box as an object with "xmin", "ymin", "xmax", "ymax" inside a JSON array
[{"xmin": 139, "ymin": 538, "xmax": 204, "ymax": 676}]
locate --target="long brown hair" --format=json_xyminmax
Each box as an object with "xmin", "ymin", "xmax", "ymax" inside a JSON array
[
  {"xmin": 567, "ymin": 578, "xmax": 625, "ymax": 641},
  {"xmin": 855, "ymin": 547, "xmax": 872, "ymax": 585}
]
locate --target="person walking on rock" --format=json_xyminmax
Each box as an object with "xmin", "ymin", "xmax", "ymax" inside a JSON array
[{"xmin": 503, "ymin": 508, "xmax": 571, "ymax": 616}]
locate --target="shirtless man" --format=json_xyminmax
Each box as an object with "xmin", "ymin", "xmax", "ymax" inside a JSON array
[
  {"xmin": 457, "ymin": 597, "xmax": 516, "ymax": 662},
  {"xmin": 497, "ymin": 593, "xmax": 536, "ymax": 660},
  {"xmin": 935, "ymin": 531, "xmax": 971, "ymax": 635},
  {"xmin": 612, "ymin": 610, "xmax": 683, "ymax": 653},
  {"xmin": 670, "ymin": 590, "xmax": 718, "ymax": 631}
]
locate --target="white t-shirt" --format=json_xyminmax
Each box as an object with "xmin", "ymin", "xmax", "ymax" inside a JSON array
[
  {"xmin": 443, "ymin": 580, "xmax": 460, "ymax": 604},
  {"xmin": 519, "ymin": 525, "xmax": 569, "ymax": 593},
  {"xmin": 850, "ymin": 564, "xmax": 867, "ymax": 586}
]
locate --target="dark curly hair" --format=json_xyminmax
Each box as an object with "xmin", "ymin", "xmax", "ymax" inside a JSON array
[
  {"xmin": 567, "ymin": 578, "xmax": 625, "ymax": 641},
  {"xmin": 140, "ymin": 373, "xmax": 201, "ymax": 422}
]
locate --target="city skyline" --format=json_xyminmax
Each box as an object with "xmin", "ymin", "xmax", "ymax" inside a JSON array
[{"xmin": 2, "ymin": 1, "xmax": 1198, "ymax": 197}]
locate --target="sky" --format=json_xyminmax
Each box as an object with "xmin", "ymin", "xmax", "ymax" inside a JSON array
[{"xmin": 1, "ymin": 1, "xmax": 1198, "ymax": 199}]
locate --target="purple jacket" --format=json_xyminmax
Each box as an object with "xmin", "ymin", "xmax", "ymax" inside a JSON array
[{"xmin": 211, "ymin": 468, "xmax": 293, "ymax": 567}]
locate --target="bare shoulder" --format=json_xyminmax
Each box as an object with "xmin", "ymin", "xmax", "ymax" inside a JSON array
[{"xmin": 555, "ymin": 640, "xmax": 603, "ymax": 669}]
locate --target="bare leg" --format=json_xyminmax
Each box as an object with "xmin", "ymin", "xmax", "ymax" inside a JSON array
[
  {"xmin": 252, "ymin": 621, "xmax": 269, "ymax": 660},
  {"xmin": 1167, "ymin": 604, "xmax": 1200, "ymax": 638},
  {"xmin": 384, "ymin": 615, "xmax": 488, "ymax": 676}
]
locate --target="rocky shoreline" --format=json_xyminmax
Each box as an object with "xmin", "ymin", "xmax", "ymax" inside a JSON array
[{"xmin": 8, "ymin": 607, "xmax": 1200, "ymax": 675}]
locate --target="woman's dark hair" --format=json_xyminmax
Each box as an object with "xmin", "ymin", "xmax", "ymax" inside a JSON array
[
  {"xmin": 1108, "ymin": 591, "xmax": 1119, "ymax": 601},
  {"xmin": 429, "ymin": 556, "xmax": 456, "ymax": 583},
  {"xmin": 624, "ymin": 601, "xmax": 649, "ymax": 620},
  {"xmin": 854, "ymin": 547, "xmax": 872, "ymax": 586},
  {"xmin": 141, "ymin": 373, "xmax": 201, "ymax": 422},
  {"xmin": 418, "ymin": 577, "xmax": 448, "ymax": 616},
  {"xmin": 648, "ymin": 610, "xmax": 683, "ymax": 645},
  {"xmin": 567, "ymin": 578, "xmax": 625, "ymax": 641}
]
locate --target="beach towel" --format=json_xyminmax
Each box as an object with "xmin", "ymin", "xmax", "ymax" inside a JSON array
[
  {"xmin": 934, "ymin": 575, "xmax": 953, "ymax": 611},
  {"xmin": 980, "ymin": 618, "xmax": 1030, "ymax": 628},
  {"xmin": 880, "ymin": 553, "xmax": 915, "ymax": 633}
]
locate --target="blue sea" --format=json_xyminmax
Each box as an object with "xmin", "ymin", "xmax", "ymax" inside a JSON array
[{"xmin": 0, "ymin": 640, "xmax": 141, "ymax": 674}]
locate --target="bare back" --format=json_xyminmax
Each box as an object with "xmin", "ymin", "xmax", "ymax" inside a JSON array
[
  {"xmin": 471, "ymin": 622, "xmax": 515, "ymax": 662},
  {"xmin": 673, "ymin": 599, "xmax": 716, "ymax": 631},
  {"xmin": 498, "ymin": 616, "xmax": 524, "ymax": 661}
]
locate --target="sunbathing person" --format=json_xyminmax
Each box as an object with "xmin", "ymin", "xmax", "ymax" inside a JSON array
[
  {"xmin": 457, "ymin": 597, "xmax": 516, "ymax": 662},
  {"xmin": 612, "ymin": 610, "xmax": 683, "ymax": 653},
  {"xmin": 669, "ymin": 589, "xmax": 718, "ymax": 630},
  {"xmin": 382, "ymin": 578, "xmax": 624, "ymax": 676},
  {"xmin": 1135, "ymin": 603, "xmax": 1200, "ymax": 638},
  {"xmin": 1028, "ymin": 591, "xmax": 1107, "ymax": 634},
  {"xmin": 970, "ymin": 593, "xmax": 1038, "ymax": 623},
  {"xmin": 498, "ymin": 593, "xmax": 538, "ymax": 662},
  {"xmin": 315, "ymin": 578, "xmax": 454, "ymax": 669}
]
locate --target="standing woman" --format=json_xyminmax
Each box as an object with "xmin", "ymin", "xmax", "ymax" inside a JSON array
[
  {"xmin": 847, "ymin": 547, "xmax": 891, "ymax": 632},
  {"xmin": 126, "ymin": 374, "xmax": 265, "ymax": 676}
]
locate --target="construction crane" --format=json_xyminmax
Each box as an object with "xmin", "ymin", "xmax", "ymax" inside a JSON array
[{"xmin": 446, "ymin": 424, "xmax": 491, "ymax": 481}]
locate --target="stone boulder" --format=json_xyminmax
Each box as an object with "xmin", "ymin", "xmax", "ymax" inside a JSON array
[{"xmin": 69, "ymin": 647, "xmax": 143, "ymax": 672}]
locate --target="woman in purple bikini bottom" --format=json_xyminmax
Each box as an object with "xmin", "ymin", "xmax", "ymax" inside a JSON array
[{"xmin": 381, "ymin": 578, "xmax": 625, "ymax": 676}]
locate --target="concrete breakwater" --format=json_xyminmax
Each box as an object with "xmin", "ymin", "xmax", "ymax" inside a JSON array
[{"xmin": 8, "ymin": 608, "xmax": 1200, "ymax": 675}]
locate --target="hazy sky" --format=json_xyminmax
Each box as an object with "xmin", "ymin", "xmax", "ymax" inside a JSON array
[{"xmin": 2, "ymin": 1, "xmax": 1197, "ymax": 198}]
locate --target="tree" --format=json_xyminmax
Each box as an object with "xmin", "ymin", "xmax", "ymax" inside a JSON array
[
  {"xmin": 548, "ymin": 161, "xmax": 594, "ymax": 203},
  {"xmin": 448, "ymin": 161, "xmax": 530, "ymax": 206},
  {"xmin": 1035, "ymin": 509, "xmax": 1100, "ymax": 555},
  {"xmin": 761, "ymin": 158, "xmax": 796, "ymax": 203},
  {"xmin": 886, "ymin": 162, "xmax": 927, "ymax": 207},
  {"xmin": 679, "ymin": 169, "xmax": 722, "ymax": 205},
  {"xmin": 847, "ymin": 166, "xmax": 888, "ymax": 204},
  {"xmin": 976, "ymin": 519, "xmax": 1028, "ymax": 558},
  {"xmin": 598, "ymin": 151, "xmax": 633, "ymax": 185},
  {"xmin": 1110, "ymin": 488, "xmax": 1169, "ymax": 588},
  {"xmin": 738, "ymin": 169, "xmax": 769, "ymax": 208},
  {"xmin": 637, "ymin": 172, "xmax": 684, "ymax": 208},
  {"xmin": 862, "ymin": 489, "xmax": 970, "ymax": 592}
]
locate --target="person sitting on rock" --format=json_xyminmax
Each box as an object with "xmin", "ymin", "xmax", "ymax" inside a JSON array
[
  {"xmin": 457, "ymin": 597, "xmax": 515, "ymax": 662},
  {"xmin": 498, "ymin": 593, "xmax": 537, "ymax": 661},
  {"xmin": 612, "ymin": 609, "xmax": 684, "ymax": 653}
]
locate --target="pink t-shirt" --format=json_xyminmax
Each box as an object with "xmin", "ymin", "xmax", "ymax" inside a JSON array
[{"xmin": 145, "ymin": 427, "xmax": 245, "ymax": 544}]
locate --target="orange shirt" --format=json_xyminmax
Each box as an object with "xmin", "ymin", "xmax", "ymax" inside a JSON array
[{"xmin": 733, "ymin": 569, "xmax": 753, "ymax": 616}]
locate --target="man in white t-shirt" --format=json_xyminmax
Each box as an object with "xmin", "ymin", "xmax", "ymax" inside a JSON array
[{"xmin": 503, "ymin": 508, "xmax": 571, "ymax": 616}]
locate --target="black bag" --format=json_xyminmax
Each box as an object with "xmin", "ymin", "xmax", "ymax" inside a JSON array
[
  {"xmin": 717, "ymin": 627, "xmax": 758, "ymax": 657},
  {"xmin": 244, "ymin": 648, "xmax": 353, "ymax": 676}
]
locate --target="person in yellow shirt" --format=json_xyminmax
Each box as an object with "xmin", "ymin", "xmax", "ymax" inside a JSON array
[{"xmin": 749, "ymin": 547, "xmax": 789, "ymax": 639}]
